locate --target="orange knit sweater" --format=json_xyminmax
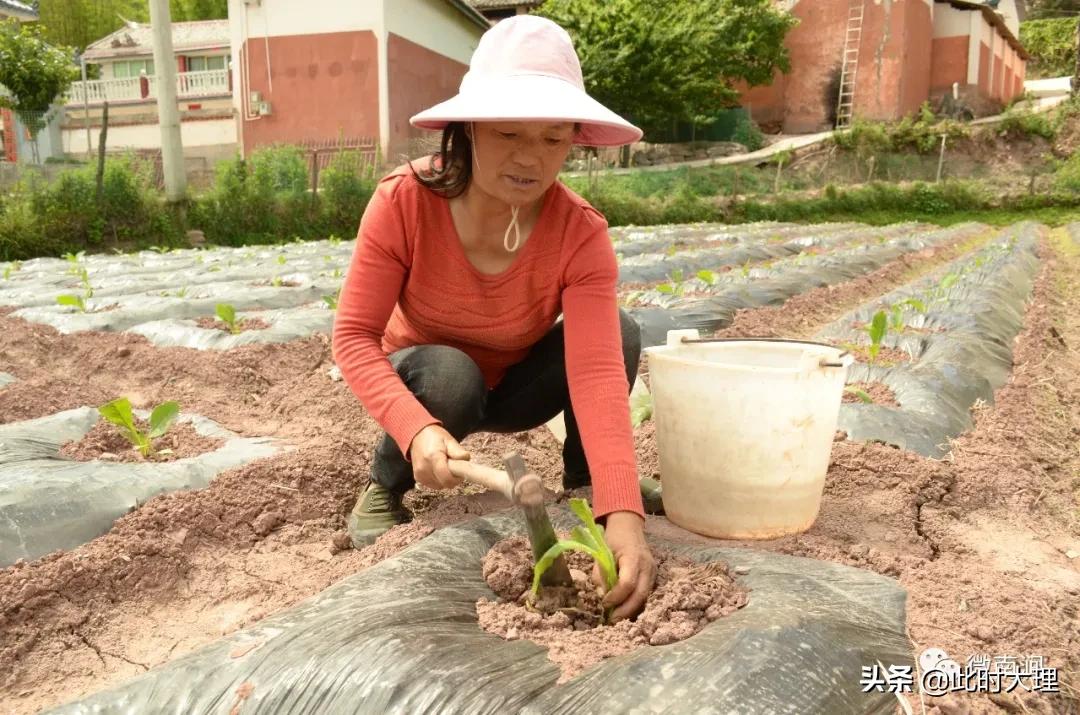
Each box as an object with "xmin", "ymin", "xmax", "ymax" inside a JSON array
[{"xmin": 332, "ymin": 167, "xmax": 643, "ymax": 518}]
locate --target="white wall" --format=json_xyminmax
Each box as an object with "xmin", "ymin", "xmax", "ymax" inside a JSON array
[
  {"xmin": 995, "ymin": 0, "xmax": 1021, "ymax": 38},
  {"xmin": 384, "ymin": 0, "xmax": 483, "ymax": 66},
  {"xmin": 62, "ymin": 117, "xmax": 237, "ymax": 155},
  {"xmin": 933, "ymin": 3, "xmax": 970, "ymax": 37},
  {"xmin": 229, "ymin": 0, "xmax": 382, "ymax": 39}
]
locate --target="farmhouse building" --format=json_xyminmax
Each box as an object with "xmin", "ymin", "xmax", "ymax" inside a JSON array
[
  {"xmin": 227, "ymin": 0, "xmax": 489, "ymax": 162},
  {"xmin": 741, "ymin": 0, "xmax": 1029, "ymax": 132}
]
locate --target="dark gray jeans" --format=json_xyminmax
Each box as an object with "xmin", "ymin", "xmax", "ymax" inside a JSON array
[{"xmin": 371, "ymin": 309, "xmax": 641, "ymax": 494}]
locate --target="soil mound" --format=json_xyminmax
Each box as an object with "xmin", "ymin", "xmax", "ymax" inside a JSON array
[{"xmin": 476, "ymin": 536, "xmax": 748, "ymax": 682}]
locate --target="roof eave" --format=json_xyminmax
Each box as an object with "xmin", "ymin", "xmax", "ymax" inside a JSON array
[
  {"xmin": 936, "ymin": 0, "xmax": 1030, "ymax": 60},
  {"xmin": 445, "ymin": 0, "xmax": 493, "ymax": 29}
]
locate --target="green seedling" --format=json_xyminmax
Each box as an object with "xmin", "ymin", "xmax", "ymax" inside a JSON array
[
  {"xmin": 332, "ymin": 268, "xmax": 343, "ymax": 279},
  {"xmin": 740, "ymin": 260, "xmax": 752, "ymax": 278},
  {"xmin": 866, "ymin": 310, "xmax": 888, "ymax": 363},
  {"xmin": 2, "ymin": 263, "xmax": 17, "ymax": 280},
  {"xmin": 665, "ymin": 245, "xmax": 678, "ymax": 257},
  {"xmin": 277, "ymin": 254, "xmax": 287, "ymax": 265},
  {"xmin": 630, "ymin": 392, "xmax": 653, "ymax": 427},
  {"xmin": 532, "ymin": 498, "xmax": 618, "ymax": 621},
  {"xmin": 149, "ymin": 245, "xmax": 171, "ymax": 254},
  {"xmin": 207, "ymin": 265, "xmax": 222, "ymax": 273},
  {"xmin": 98, "ymin": 397, "xmax": 179, "ymax": 458},
  {"xmin": 696, "ymin": 269, "xmax": 716, "ymax": 285},
  {"xmin": 902, "ymin": 297, "xmax": 927, "ymax": 314},
  {"xmin": 889, "ymin": 304, "xmax": 905, "ymax": 332},
  {"xmin": 63, "ymin": 251, "xmax": 84, "ymax": 264},
  {"xmin": 323, "ymin": 254, "xmax": 334, "ymax": 263},
  {"xmin": 844, "ymin": 386, "xmax": 875, "ymax": 404},
  {"xmin": 57, "ymin": 294, "xmax": 87, "ymax": 312},
  {"xmin": 271, "ymin": 276, "xmax": 283, "ymax": 287},
  {"xmin": 323, "ymin": 290, "xmax": 340, "ymax": 310},
  {"xmin": 215, "ymin": 303, "xmax": 242, "ymax": 334},
  {"xmin": 328, "ymin": 234, "xmax": 342, "ymax": 246}
]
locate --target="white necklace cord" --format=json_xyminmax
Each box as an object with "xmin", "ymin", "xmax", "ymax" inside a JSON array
[{"xmin": 503, "ymin": 206, "xmax": 521, "ymax": 253}]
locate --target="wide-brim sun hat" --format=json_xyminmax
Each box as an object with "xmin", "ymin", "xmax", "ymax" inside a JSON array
[{"xmin": 410, "ymin": 15, "xmax": 642, "ymax": 147}]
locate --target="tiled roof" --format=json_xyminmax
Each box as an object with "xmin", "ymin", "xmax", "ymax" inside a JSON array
[
  {"xmin": 0, "ymin": 0, "xmax": 38, "ymax": 19},
  {"xmin": 469, "ymin": 0, "xmax": 545, "ymax": 9},
  {"xmin": 83, "ymin": 19, "xmax": 229, "ymax": 61}
]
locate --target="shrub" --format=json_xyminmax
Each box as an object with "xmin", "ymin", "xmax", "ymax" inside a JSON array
[
  {"xmin": 998, "ymin": 107, "xmax": 1057, "ymax": 140},
  {"xmin": 0, "ymin": 154, "xmax": 179, "ymax": 260},
  {"xmin": 319, "ymin": 150, "xmax": 378, "ymax": 237},
  {"xmin": 731, "ymin": 114, "xmax": 765, "ymax": 152},
  {"xmin": 192, "ymin": 145, "xmax": 318, "ymax": 245}
]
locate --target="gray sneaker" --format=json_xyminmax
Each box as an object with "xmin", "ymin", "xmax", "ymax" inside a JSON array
[
  {"xmin": 640, "ymin": 477, "xmax": 664, "ymax": 515},
  {"xmin": 346, "ymin": 482, "xmax": 411, "ymax": 548}
]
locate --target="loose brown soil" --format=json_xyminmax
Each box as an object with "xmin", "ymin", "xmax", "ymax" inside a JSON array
[
  {"xmin": 0, "ymin": 226, "xmax": 1077, "ymax": 714},
  {"xmin": 251, "ymin": 280, "xmax": 301, "ymax": 288},
  {"xmin": 842, "ymin": 344, "xmax": 914, "ymax": 366},
  {"xmin": 58, "ymin": 420, "xmax": 226, "ymax": 463},
  {"xmin": 843, "ymin": 381, "xmax": 900, "ymax": 407},
  {"xmin": 193, "ymin": 317, "xmax": 272, "ymax": 333},
  {"xmin": 476, "ymin": 536, "xmax": 748, "ymax": 682}
]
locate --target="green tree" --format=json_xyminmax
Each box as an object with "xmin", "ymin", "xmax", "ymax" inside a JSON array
[
  {"xmin": 1021, "ymin": 17, "xmax": 1078, "ymax": 78},
  {"xmin": 36, "ymin": 0, "xmax": 149, "ymax": 52},
  {"xmin": 1025, "ymin": 0, "xmax": 1080, "ymax": 20},
  {"xmin": 0, "ymin": 18, "xmax": 78, "ymax": 154},
  {"xmin": 169, "ymin": 0, "xmax": 228, "ymax": 21},
  {"xmin": 537, "ymin": 0, "xmax": 796, "ymax": 139}
]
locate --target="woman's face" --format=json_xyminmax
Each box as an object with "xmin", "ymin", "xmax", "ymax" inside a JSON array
[{"xmin": 468, "ymin": 121, "xmax": 575, "ymax": 207}]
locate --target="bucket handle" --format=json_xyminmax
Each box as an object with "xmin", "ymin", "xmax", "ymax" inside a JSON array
[{"xmin": 679, "ymin": 336, "xmax": 851, "ymax": 368}]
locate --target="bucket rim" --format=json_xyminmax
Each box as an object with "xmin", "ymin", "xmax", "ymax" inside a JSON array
[{"xmin": 644, "ymin": 337, "xmax": 850, "ymax": 373}]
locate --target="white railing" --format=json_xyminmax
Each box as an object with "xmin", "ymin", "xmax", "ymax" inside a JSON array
[{"xmin": 66, "ymin": 69, "xmax": 231, "ymax": 105}]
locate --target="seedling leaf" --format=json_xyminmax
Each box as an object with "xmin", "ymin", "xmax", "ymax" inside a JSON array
[
  {"xmin": 531, "ymin": 498, "xmax": 619, "ymax": 609},
  {"xmin": 148, "ymin": 401, "xmax": 180, "ymax": 439},
  {"xmin": 867, "ymin": 310, "xmax": 887, "ymax": 362},
  {"xmin": 57, "ymin": 294, "xmax": 86, "ymax": 312},
  {"xmin": 844, "ymin": 386, "xmax": 874, "ymax": 404},
  {"xmin": 630, "ymin": 392, "xmax": 653, "ymax": 427},
  {"xmin": 215, "ymin": 303, "xmax": 241, "ymax": 334},
  {"xmin": 696, "ymin": 269, "xmax": 716, "ymax": 285}
]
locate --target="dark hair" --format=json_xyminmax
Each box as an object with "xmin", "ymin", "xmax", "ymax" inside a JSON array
[{"xmin": 410, "ymin": 122, "xmax": 472, "ymax": 198}]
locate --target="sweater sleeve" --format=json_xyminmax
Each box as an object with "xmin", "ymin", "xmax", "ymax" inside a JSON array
[
  {"xmin": 331, "ymin": 176, "xmax": 441, "ymax": 460},
  {"xmin": 561, "ymin": 223, "xmax": 644, "ymax": 519}
]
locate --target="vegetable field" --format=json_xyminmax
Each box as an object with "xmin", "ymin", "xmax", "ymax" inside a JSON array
[{"xmin": 0, "ymin": 220, "xmax": 1077, "ymax": 713}]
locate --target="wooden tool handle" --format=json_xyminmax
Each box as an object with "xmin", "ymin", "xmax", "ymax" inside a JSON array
[{"xmin": 447, "ymin": 459, "xmax": 514, "ymax": 501}]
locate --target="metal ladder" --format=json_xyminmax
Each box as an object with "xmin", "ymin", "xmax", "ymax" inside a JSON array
[{"xmin": 835, "ymin": 0, "xmax": 864, "ymax": 129}]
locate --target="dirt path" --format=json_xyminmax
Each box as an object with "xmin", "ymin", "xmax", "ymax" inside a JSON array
[{"xmin": 1, "ymin": 228, "xmax": 1076, "ymax": 713}]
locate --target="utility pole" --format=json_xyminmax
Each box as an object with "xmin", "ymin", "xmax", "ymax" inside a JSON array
[
  {"xmin": 148, "ymin": 0, "xmax": 186, "ymax": 201},
  {"xmin": 1073, "ymin": 16, "xmax": 1080, "ymax": 97}
]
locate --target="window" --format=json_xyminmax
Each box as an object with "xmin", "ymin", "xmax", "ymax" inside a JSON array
[
  {"xmin": 187, "ymin": 55, "xmax": 226, "ymax": 72},
  {"xmin": 112, "ymin": 59, "xmax": 154, "ymax": 78}
]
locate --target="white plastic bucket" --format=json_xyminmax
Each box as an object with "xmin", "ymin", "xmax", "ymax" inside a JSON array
[{"xmin": 644, "ymin": 330, "xmax": 853, "ymax": 539}]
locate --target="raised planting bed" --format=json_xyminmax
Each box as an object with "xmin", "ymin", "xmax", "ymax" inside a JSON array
[
  {"xmin": 46, "ymin": 508, "xmax": 910, "ymax": 715},
  {"xmin": 616, "ymin": 222, "xmax": 926, "ymax": 284},
  {"xmin": 0, "ymin": 240, "xmax": 349, "ymax": 349},
  {"xmin": 0, "ymin": 406, "xmax": 281, "ymax": 566},
  {"xmin": 624, "ymin": 223, "xmax": 985, "ymax": 348},
  {"xmin": 814, "ymin": 223, "xmax": 1042, "ymax": 457}
]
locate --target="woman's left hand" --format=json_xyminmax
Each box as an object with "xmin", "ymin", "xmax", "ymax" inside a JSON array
[{"xmin": 593, "ymin": 511, "xmax": 656, "ymax": 621}]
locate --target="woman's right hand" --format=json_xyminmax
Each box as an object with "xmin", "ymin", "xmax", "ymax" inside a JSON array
[{"xmin": 408, "ymin": 425, "xmax": 471, "ymax": 490}]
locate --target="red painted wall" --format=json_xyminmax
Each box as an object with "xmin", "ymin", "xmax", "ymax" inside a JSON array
[
  {"xmin": 777, "ymin": 0, "xmax": 849, "ymax": 132},
  {"xmin": 930, "ymin": 36, "xmax": 969, "ymax": 92},
  {"xmin": 978, "ymin": 43, "xmax": 991, "ymax": 95},
  {"xmin": 855, "ymin": 0, "xmax": 933, "ymax": 120},
  {"xmin": 386, "ymin": 33, "xmax": 468, "ymax": 162},
  {"xmin": 992, "ymin": 55, "xmax": 1003, "ymax": 100},
  {"xmin": 239, "ymin": 31, "xmax": 379, "ymax": 155},
  {"xmin": 740, "ymin": 72, "xmax": 788, "ymax": 131}
]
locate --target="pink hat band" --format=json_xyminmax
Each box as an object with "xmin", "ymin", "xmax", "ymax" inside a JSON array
[{"xmin": 410, "ymin": 15, "xmax": 642, "ymax": 147}]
